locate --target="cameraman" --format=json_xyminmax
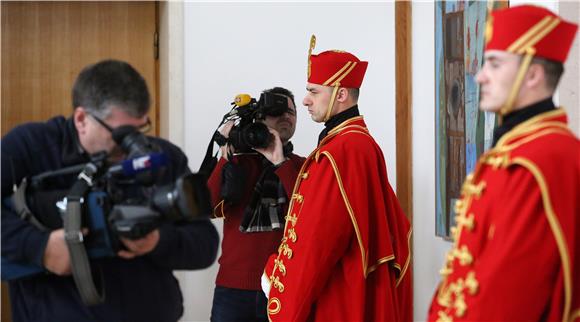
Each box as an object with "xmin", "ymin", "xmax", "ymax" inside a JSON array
[
  {"xmin": 1, "ymin": 60, "xmax": 219, "ymax": 322},
  {"xmin": 208, "ymin": 87, "xmax": 305, "ymax": 322}
]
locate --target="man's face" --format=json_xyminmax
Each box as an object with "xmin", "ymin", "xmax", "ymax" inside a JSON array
[
  {"xmin": 303, "ymin": 83, "xmax": 332, "ymax": 123},
  {"xmin": 476, "ymin": 50, "xmax": 521, "ymax": 112},
  {"xmin": 262, "ymin": 96, "xmax": 297, "ymax": 143},
  {"xmin": 76, "ymin": 106, "xmax": 150, "ymax": 161}
]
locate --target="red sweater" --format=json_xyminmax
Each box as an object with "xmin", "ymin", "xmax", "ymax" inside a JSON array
[{"xmin": 208, "ymin": 154, "xmax": 304, "ymax": 290}]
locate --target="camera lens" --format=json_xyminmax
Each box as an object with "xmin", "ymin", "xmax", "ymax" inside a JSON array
[
  {"xmin": 151, "ymin": 174, "xmax": 211, "ymax": 221},
  {"xmin": 242, "ymin": 122, "xmax": 271, "ymax": 149},
  {"xmin": 112, "ymin": 126, "xmax": 154, "ymax": 158}
]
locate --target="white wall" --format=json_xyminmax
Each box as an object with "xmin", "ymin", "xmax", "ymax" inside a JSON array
[
  {"xmin": 180, "ymin": 3, "xmax": 395, "ymax": 321},
  {"xmin": 159, "ymin": 2, "xmax": 185, "ymax": 146},
  {"xmin": 559, "ymin": 1, "xmax": 580, "ymax": 137},
  {"xmin": 411, "ymin": 2, "xmax": 453, "ymax": 319}
]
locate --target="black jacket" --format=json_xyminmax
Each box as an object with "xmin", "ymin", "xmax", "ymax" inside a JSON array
[{"xmin": 1, "ymin": 116, "xmax": 219, "ymax": 322}]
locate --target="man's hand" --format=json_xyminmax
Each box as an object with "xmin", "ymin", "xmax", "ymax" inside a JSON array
[
  {"xmin": 254, "ymin": 127, "xmax": 286, "ymax": 165},
  {"xmin": 219, "ymin": 121, "xmax": 235, "ymax": 161},
  {"xmin": 117, "ymin": 229, "xmax": 160, "ymax": 259},
  {"xmin": 43, "ymin": 229, "xmax": 72, "ymax": 275}
]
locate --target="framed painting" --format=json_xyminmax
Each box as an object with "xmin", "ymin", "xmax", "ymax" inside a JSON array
[{"xmin": 435, "ymin": 0, "xmax": 508, "ymax": 238}]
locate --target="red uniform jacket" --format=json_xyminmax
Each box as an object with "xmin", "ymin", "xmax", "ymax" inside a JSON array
[
  {"xmin": 264, "ymin": 116, "xmax": 412, "ymax": 322},
  {"xmin": 208, "ymin": 153, "xmax": 304, "ymax": 290},
  {"xmin": 428, "ymin": 109, "xmax": 580, "ymax": 322}
]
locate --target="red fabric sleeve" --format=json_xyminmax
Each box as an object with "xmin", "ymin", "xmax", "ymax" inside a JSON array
[{"xmin": 207, "ymin": 157, "xmax": 228, "ymax": 218}]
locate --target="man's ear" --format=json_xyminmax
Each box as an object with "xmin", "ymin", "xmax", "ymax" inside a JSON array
[
  {"xmin": 74, "ymin": 107, "xmax": 88, "ymax": 135},
  {"xmin": 335, "ymin": 87, "xmax": 349, "ymax": 103},
  {"xmin": 524, "ymin": 63, "xmax": 545, "ymax": 90}
]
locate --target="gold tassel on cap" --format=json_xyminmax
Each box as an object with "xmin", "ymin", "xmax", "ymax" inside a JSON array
[{"xmin": 308, "ymin": 35, "xmax": 316, "ymax": 79}]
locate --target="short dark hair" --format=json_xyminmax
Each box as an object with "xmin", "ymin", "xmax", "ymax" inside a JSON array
[
  {"xmin": 72, "ymin": 60, "xmax": 150, "ymax": 118},
  {"xmin": 531, "ymin": 57, "xmax": 564, "ymax": 91},
  {"xmin": 324, "ymin": 86, "xmax": 360, "ymax": 102},
  {"xmin": 263, "ymin": 87, "xmax": 296, "ymax": 112},
  {"xmin": 347, "ymin": 88, "xmax": 360, "ymax": 102}
]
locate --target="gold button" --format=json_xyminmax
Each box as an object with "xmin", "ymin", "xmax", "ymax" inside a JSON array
[
  {"xmin": 436, "ymin": 311, "xmax": 453, "ymax": 322},
  {"xmin": 287, "ymin": 228, "xmax": 297, "ymax": 242},
  {"xmin": 439, "ymin": 266, "xmax": 453, "ymax": 277},
  {"xmin": 278, "ymin": 243, "xmax": 293, "ymax": 259},
  {"xmin": 454, "ymin": 293, "xmax": 467, "ymax": 317},
  {"xmin": 285, "ymin": 213, "xmax": 298, "ymax": 226},
  {"xmin": 270, "ymin": 275, "xmax": 284, "ymax": 293},
  {"xmin": 465, "ymin": 271, "xmax": 479, "ymax": 295},
  {"xmin": 292, "ymin": 193, "xmax": 304, "ymax": 203},
  {"xmin": 456, "ymin": 245, "xmax": 473, "ymax": 266},
  {"xmin": 274, "ymin": 258, "xmax": 286, "ymax": 276},
  {"xmin": 456, "ymin": 213, "xmax": 475, "ymax": 231}
]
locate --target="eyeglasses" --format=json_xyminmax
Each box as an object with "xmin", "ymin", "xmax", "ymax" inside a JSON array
[{"xmin": 89, "ymin": 113, "xmax": 152, "ymax": 134}]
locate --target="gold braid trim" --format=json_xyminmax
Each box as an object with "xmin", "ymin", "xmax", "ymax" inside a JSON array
[
  {"xmin": 213, "ymin": 200, "xmax": 226, "ymax": 219},
  {"xmin": 507, "ymin": 16, "xmax": 557, "ymax": 53},
  {"xmin": 396, "ymin": 228, "xmax": 413, "ymax": 287},
  {"xmin": 323, "ymin": 85, "xmax": 340, "ymax": 123},
  {"xmin": 500, "ymin": 48, "xmax": 535, "ymax": 117},
  {"xmin": 319, "ymin": 117, "xmax": 366, "ymax": 147}
]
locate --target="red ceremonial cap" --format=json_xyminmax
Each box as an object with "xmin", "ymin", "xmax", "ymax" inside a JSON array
[
  {"xmin": 485, "ymin": 5, "xmax": 578, "ymax": 62},
  {"xmin": 307, "ymin": 37, "xmax": 368, "ymax": 89}
]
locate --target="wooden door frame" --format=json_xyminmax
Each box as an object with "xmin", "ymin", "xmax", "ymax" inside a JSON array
[
  {"xmin": 395, "ymin": 2, "xmax": 413, "ymax": 224},
  {"xmin": 157, "ymin": 1, "xmax": 185, "ymax": 148},
  {"xmin": 395, "ymin": 2, "xmax": 413, "ymax": 318}
]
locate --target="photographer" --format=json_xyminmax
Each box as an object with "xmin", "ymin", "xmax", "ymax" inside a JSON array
[
  {"xmin": 207, "ymin": 87, "xmax": 305, "ymax": 322},
  {"xmin": 1, "ymin": 60, "xmax": 219, "ymax": 322}
]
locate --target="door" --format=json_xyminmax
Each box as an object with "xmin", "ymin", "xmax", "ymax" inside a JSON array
[
  {"xmin": 1, "ymin": 2, "xmax": 158, "ymax": 321},
  {"xmin": 1, "ymin": 1, "xmax": 159, "ymax": 136}
]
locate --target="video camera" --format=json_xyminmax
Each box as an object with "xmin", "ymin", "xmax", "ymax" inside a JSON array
[
  {"xmin": 198, "ymin": 92, "xmax": 290, "ymax": 177},
  {"xmin": 2, "ymin": 125, "xmax": 211, "ymax": 304},
  {"xmin": 223, "ymin": 92, "xmax": 289, "ymax": 152}
]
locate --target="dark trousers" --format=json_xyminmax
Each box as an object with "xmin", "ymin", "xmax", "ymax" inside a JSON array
[{"xmin": 210, "ymin": 286, "xmax": 268, "ymax": 322}]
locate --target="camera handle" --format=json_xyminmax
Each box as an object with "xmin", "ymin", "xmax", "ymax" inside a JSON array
[{"xmin": 64, "ymin": 162, "xmax": 105, "ymax": 306}]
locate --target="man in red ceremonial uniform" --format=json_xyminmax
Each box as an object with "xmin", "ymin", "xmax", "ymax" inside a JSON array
[
  {"xmin": 428, "ymin": 5, "xmax": 580, "ymax": 322},
  {"xmin": 262, "ymin": 35, "xmax": 412, "ymax": 322}
]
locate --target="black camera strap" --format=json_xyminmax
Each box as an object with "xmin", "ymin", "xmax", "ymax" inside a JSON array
[
  {"xmin": 64, "ymin": 163, "xmax": 105, "ymax": 306},
  {"xmin": 199, "ymin": 131, "xmax": 222, "ymax": 178},
  {"xmin": 11, "ymin": 178, "xmax": 49, "ymax": 231}
]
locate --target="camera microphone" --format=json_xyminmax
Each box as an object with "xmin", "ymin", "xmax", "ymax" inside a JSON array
[
  {"xmin": 108, "ymin": 153, "xmax": 168, "ymax": 177},
  {"xmin": 233, "ymin": 94, "xmax": 252, "ymax": 107}
]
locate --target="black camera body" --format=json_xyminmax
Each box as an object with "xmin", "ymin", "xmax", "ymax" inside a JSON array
[
  {"xmin": 2, "ymin": 126, "xmax": 211, "ymax": 281},
  {"xmin": 227, "ymin": 92, "xmax": 289, "ymax": 152}
]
